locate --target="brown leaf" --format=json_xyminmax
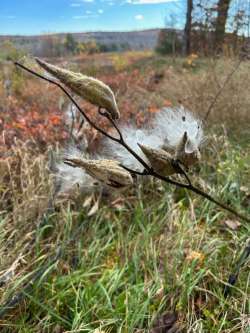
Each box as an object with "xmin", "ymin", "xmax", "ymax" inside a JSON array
[
  {"xmin": 111, "ymin": 197, "xmax": 125, "ymax": 210},
  {"xmin": 224, "ymin": 219, "xmax": 241, "ymax": 231},
  {"xmin": 150, "ymin": 312, "xmax": 182, "ymax": 333}
]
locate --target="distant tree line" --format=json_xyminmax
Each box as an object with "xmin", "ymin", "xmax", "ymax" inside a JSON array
[
  {"xmin": 35, "ymin": 33, "xmax": 132, "ymax": 57},
  {"xmin": 0, "ymin": 33, "xmax": 133, "ymax": 60}
]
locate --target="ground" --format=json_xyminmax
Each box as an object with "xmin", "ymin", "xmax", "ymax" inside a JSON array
[{"xmin": 0, "ymin": 51, "xmax": 249, "ymax": 332}]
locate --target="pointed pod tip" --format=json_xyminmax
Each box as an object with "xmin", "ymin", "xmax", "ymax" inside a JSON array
[
  {"xmin": 138, "ymin": 143, "xmax": 150, "ymax": 155},
  {"xmin": 64, "ymin": 157, "xmax": 84, "ymax": 168},
  {"xmin": 34, "ymin": 57, "xmax": 43, "ymax": 65},
  {"xmin": 35, "ymin": 57, "xmax": 53, "ymax": 72},
  {"xmin": 137, "ymin": 142, "xmax": 146, "ymax": 150}
]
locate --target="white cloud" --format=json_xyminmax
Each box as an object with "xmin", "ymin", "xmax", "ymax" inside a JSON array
[
  {"xmin": 135, "ymin": 14, "xmax": 144, "ymax": 20},
  {"xmin": 128, "ymin": 0, "xmax": 179, "ymax": 4},
  {"xmin": 70, "ymin": 3, "xmax": 82, "ymax": 6},
  {"xmin": 98, "ymin": 9, "xmax": 104, "ymax": 13}
]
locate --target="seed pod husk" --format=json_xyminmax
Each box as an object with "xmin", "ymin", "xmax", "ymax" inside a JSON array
[
  {"xmin": 175, "ymin": 131, "xmax": 201, "ymax": 167},
  {"xmin": 138, "ymin": 144, "xmax": 177, "ymax": 176},
  {"xmin": 64, "ymin": 158, "xmax": 133, "ymax": 188},
  {"xmin": 35, "ymin": 58, "xmax": 120, "ymax": 120}
]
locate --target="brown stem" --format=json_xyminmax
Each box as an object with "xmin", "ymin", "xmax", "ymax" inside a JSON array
[{"xmin": 14, "ymin": 61, "xmax": 250, "ymax": 223}]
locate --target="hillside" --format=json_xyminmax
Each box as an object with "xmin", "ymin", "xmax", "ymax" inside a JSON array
[{"xmin": 0, "ymin": 29, "xmax": 161, "ymax": 55}]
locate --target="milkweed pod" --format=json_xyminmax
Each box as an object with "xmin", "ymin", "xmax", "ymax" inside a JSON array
[
  {"xmin": 138, "ymin": 143, "xmax": 177, "ymax": 176},
  {"xmin": 175, "ymin": 131, "xmax": 188, "ymax": 157},
  {"xmin": 35, "ymin": 58, "xmax": 120, "ymax": 120},
  {"xmin": 175, "ymin": 131, "xmax": 201, "ymax": 167},
  {"xmin": 64, "ymin": 158, "xmax": 133, "ymax": 188}
]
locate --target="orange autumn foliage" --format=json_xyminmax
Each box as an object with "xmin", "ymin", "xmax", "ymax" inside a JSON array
[{"xmin": 0, "ymin": 60, "xmax": 172, "ymax": 156}]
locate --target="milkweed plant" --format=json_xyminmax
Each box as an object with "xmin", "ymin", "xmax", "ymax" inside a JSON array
[
  {"xmin": 14, "ymin": 58, "xmax": 250, "ymax": 295},
  {"xmin": 14, "ymin": 58, "xmax": 250, "ymax": 221}
]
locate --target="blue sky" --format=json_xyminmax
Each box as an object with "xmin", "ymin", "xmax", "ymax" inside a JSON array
[{"xmin": 0, "ymin": 0, "xmax": 186, "ymax": 35}]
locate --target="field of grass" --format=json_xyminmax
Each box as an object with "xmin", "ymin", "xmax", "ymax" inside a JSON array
[{"xmin": 0, "ymin": 52, "xmax": 249, "ymax": 332}]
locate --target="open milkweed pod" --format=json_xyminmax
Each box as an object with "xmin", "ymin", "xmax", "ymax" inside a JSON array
[
  {"xmin": 35, "ymin": 58, "xmax": 120, "ymax": 120},
  {"xmin": 175, "ymin": 131, "xmax": 201, "ymax": 168},
  {"xmin": 64, "ymin": 158, "xmax": 133, "ymax": 188},
  {"xmin": 138, "ymin": 144, "xmax": 177, "ymax": 176}
]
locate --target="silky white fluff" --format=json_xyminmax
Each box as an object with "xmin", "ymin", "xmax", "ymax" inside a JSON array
[
  {"xmin": 56, "ymin": 147, "xmax": 99, "ymax": 194},
  {"xmin": 153, "ymin": 106, "xmax": 203, "ymax": 149},
  {"xmin": 102, "ymin": 126, "xmax": 165, "ymax": 171},
  {"xmin": 56, "ymin": 107, "xmax": 204, "ymax": 193},
  {"xmin": 102, "ymin": 107, "xmax": 203, "ymax": 171}
]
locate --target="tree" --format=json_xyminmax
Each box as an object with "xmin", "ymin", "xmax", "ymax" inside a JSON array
[
  {"xmin": 155, "ymin": 29, "xmax": 182, "ymax": 56},
  {"xmin": 85, "ymin": 40, "xmax": 99, "ymax": 54},
  {"xmin": 64, "ymin": 33, "xmax": 78, "ymax": 54},
  {"xmin": 214, "ymin": 0, "xmax": 231, "ymax": 50},
  {"xmin": 184, "ymin": 0, "xmax": 193, "ymax": 55},
  {"xmin": 0, "ymin": 40, "xmax": 25, "ymax": 61}
]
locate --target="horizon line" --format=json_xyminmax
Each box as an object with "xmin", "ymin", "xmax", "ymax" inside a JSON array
[{"xmin": 0, "ymin": 27, "xmax": 182, "ymax": 38}]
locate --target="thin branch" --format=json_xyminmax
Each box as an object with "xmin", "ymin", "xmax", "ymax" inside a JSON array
[
  {"xmin": 121, "ymin": 161, "xmax": 249, "ymax": 222},
  {"xmin": 120, "ymin": 164, "xmax": 149, "ymax": 176},
  {"xmin": 98, "ymin": 108, "xmax": 123, "ymax": 141},
  {"xmin": 14, "ymin": 61, "xmax": 250, "ymax": 224},
  {"xmin": 100, "ymin": 110, "xmax": 152, "ymax": 171},
  {"xmin": 204, "ymin": 58, "xmax": 242, "ymax": 121},
  {"xmin": 187, "ymin": 183, "xmax": 250, "ymax": 223}
]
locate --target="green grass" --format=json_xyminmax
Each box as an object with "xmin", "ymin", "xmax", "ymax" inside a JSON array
[{"xmin": 0, "ymin": 130, "xmax": 249, "ymax": 333}]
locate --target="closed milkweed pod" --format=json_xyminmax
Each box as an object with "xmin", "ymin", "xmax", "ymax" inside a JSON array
[
  {"xmin": 35, "ymin": 58, "xmax": 120, "ymax": 120},
  {"xmin": 138, "ymin": 143, "xmax": 177, "ymax": 176},
  {"xmin": 64, "ymin": 158, "xmax": 133, "ymax": 188}
]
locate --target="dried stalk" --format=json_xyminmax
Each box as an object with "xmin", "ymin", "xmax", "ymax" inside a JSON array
[
  {"xmin": 204, "ymin": 58, "xmax": 242, "ymax": 121},
  {"xmin": 14, "ymin": 61, "xmax": 250, "ymax": 223}
]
